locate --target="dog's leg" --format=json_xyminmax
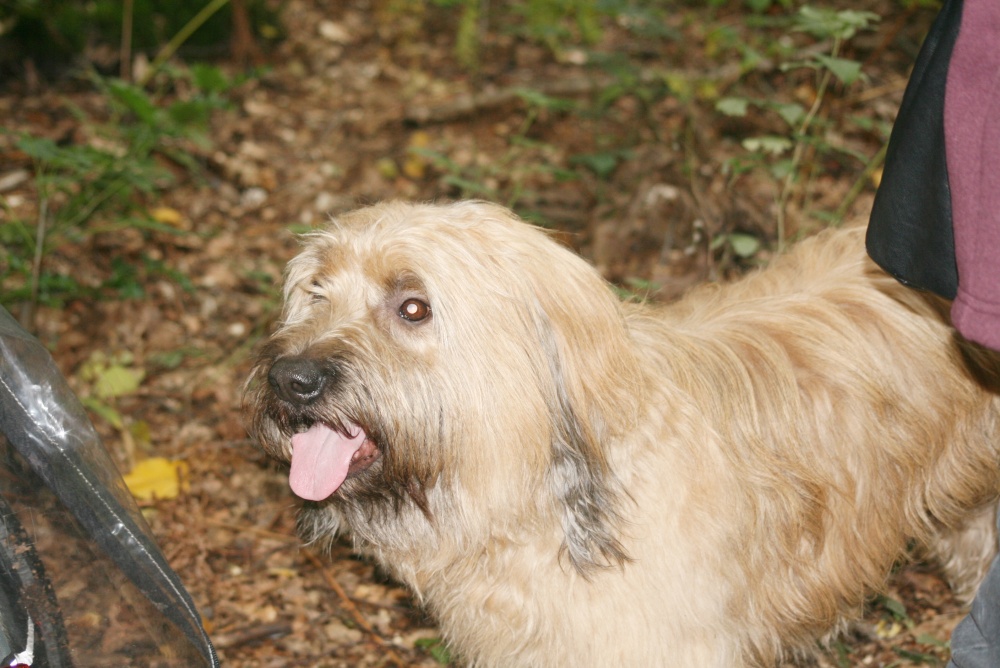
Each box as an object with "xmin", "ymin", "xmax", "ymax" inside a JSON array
[{"xmin": 927, "ymin": 503, "xmax": 999, "ymax": 603}]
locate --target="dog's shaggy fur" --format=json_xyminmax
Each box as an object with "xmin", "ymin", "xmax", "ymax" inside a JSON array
[{"xmin": 245, "ymin": 200, "xmax": 1000, "ymax": 667}]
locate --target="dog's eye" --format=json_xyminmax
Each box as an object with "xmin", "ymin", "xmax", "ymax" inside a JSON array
[
  {"xmin": 398, "ymin": 298, "xmax": 431, "ymax": 322},
  {"xmin": 308, "ymin": 280, "xmax": 327, "ymax": 304}
]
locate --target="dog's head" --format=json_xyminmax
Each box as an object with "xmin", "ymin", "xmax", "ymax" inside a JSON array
[{"xmin": 244, "ymin": 201, "xmax": 643, "ymax": 572}]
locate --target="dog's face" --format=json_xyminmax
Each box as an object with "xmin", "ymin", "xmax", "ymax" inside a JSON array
[{"xmin": 245, "ymin": 201, "xmax": 642, "ymax": 571}]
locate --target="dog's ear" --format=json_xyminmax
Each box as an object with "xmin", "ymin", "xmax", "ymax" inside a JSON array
[{"xmin": 529, "ymin": 254, "xmax": 643, "ymax": 575}]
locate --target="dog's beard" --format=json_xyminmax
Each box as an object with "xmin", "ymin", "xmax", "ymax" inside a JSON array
[{"xmin": 244, "ymin": 349, "xmax": 445, "ymax": 519}]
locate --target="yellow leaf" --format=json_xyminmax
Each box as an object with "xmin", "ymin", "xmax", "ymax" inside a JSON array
[
  {"xmin": 129, "ymin": 420, "xmax": 152, "ymax": 447},
  {"xmin": 150, "ymin": 206, "xmax": 185, "ymax": 226},
  {"xmin": 402, "ymin": 156, "xmax": 426, "ymax": 180},
  {"xmin": 696, "ymin": 80, "xmax": 720, "ymax": 101},
  {"xmin": 403, "ymin": 131, "xmax": 433, "ymax": 179},
  {"xmin": 123, "ymin": 457, "xmax": 189, "ymax": 501},
  {"xmin": 375, "ymin": 157, "xmax": 399, "ymax": 179},
  {"xmin": 870, "ymin": 166, "xmax": 883, "ymax": 188},
  {"xmin": 267, "ymin": 567, "xmax": 299, "ymax": 579},
  {"xmin": 408, "ymin": 130, "xmax": 431, "ymax": 149},
  {"xmin": 874, "ymin": 619, "xmax": 902, "ymax": 639},
  {"xmin": 663, "ymin": 72, "xmax": 692, "ymax": 101}
]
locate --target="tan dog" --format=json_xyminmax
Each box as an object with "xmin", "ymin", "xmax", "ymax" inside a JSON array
[{"xmin": 245, "ymin": 200, "xmax": 1000, "ymax": 667}]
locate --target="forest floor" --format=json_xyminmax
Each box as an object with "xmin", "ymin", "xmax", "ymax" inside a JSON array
[{"xmin": 0, "ymin": 0, "xmax": 973, "ymax": 665}]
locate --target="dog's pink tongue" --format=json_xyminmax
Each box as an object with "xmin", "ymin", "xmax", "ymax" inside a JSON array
[{"xmin": 289, "ymin": 424, "xmax": 365, "ymax": 501}]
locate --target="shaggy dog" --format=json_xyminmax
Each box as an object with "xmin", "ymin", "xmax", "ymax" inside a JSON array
[{"xmin": 244, "ymin": 200, "xmax": 1000, "ymax": 667}]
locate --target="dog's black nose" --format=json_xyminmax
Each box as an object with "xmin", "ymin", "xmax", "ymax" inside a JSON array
[{"xmin": 268, "ymin": 356, "xmax": 331, "ymax": 405}]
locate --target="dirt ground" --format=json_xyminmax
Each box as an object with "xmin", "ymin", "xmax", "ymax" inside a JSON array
[{"xmin": 0, "ymin": 0, "xmax": 976, "ymax": 665}]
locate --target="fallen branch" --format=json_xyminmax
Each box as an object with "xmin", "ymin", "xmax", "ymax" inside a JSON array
[
  {"xmin": 403, "ymin": 76, "xmax": 601, "ymax": 124},
  {"xmin": 212, "ymin": 622, "xmax": 293, "ymax": 649},
  {"xmin": 303, "ymin": 550, "xmax": 409, "ymax": 668},
  {"xmin": 203, "ymin": 518, "xmax": 300, "ymax": 543},
  {"xmin": 403, "ymin": 60, "xmax": 759, "ymax": 125}
]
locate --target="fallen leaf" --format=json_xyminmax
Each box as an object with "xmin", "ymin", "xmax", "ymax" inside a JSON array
[
  {"xmin": 267, "ymin": 567, "xmax": 299, "ymax": 579},
  {"xmin": 870, "ymin": 166, "xmax": 883, "ymax": 188},
  {"xmin": 123, "ymin": 457, "xmax": 190, "ymax": 501},
  {"xmin": 94, "ymin": 364, "xmax": 145, "ymax": 400},
  {"xmin": 79, "ymin": 351, "xmax": 145, "ymax": 400},
  {"xmin": 874, "ymin": 619, "xmax": 903, "ymax": 639},
  {"xmin": 150, "ymin": 206, "xmax": 185, "ymax": 227}
]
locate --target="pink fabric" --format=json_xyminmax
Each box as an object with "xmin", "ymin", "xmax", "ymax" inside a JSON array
[{"xmin": 945, "ymin": 0, "xmax": 1000, "ymax": 351}]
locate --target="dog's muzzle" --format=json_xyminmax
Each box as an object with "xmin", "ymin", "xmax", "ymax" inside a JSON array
[{"xmin": 268, "ymin": 356, "xmax": 334, "ymax": 405}]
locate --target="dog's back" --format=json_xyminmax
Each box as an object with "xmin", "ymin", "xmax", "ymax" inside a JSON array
[{"xmin": 622, "ymin": 224, "xmax": 1000, "ymax": 662}]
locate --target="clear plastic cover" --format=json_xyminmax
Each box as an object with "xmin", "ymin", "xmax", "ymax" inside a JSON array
[{"xmin": 0, "ymin": 307, "xmax": 218, "ymax": 667}]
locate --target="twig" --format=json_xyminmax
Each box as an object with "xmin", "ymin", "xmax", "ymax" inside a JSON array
[
  {"xmin": 833, "ymin": 141, "xmax": 888, "ymax": 224},
  {"xmin": 863, "ymin": 4, "xmax": 918, "ymax": 70},
  {"xmin": 120, "ymin": 0, "xmax": 134, "ymax": 81},
  {"xmin": 203, "ymin": 518, "xmax": 300, "ymax": 542},
  {"xmin": 403, "ymin": 76, "xmax": 599, "ymax": 124},
  {"xmin": 303, "ymin": 550, "xmax": 409, "ymax": 668},
  {"xmin": 211, "ymin": 622, "xmax": 292, "ymax": 649},
  {"xmin": 775, "ymin": 37, "xmax": 842, "ymax": 252},
  {"xmin": 230, "ymin": 0, "xmax": 263, "ymax": 67},
  {"xmin": 139, "ymin": 0, "xmax": 231, "ymax": 87},
  {"xmin": 20, "ymin": 195, "xmax": 48, "ymax": 330}
]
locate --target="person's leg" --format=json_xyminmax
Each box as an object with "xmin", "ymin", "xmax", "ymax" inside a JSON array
[{"xmin": 948, "ymin": 542, "xmax": 1000, "ymax": 667}]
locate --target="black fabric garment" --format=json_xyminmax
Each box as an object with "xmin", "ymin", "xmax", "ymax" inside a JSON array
[
  {"xmin": 865, "ymin": 0, "xmax": 963, "ymax": 299},
  {"xmin": 870, "ymin": 3, "xmax": 1000, "ymax": 665}
]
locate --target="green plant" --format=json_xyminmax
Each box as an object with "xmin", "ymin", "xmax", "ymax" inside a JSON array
[
  {"xmin": 414, "ymin": 636, "xmax": 453, "ymax": 665},
  {"xmin": 828, "ymin": 639, "xmax": 852, "ymax": 668},
  {"xmin": 708, "ymin": 0, "xmax": 794, "ymax": 11},
  {"xmin": 75, "ymin": 348, "xmax": 156, "ymax": 464},
  {"xmin": 711, "ymin": 230, "xmax": 763, "ymax": 265},
  {"xmin": 514, "ymin": 0, "xmax": 603, "ymax": 53},
  {"xmin": 77, "ymin": 349, "xmax": 146, "ymax": 430},
  {"xmin": 0, "ymin": 0, "xmax": 281, "ymax": 72},
  {"xmin": 612, "ymin": 277, "xmax": 660, "ymax": 303},
  {"xmin": 877, "ymin": 593, "xmax": 912, "ymax": 625},
  {"xmin": 1, "ymin": 66, "xmax": 233, "ymax": 318},
  {"xmin": 715, "ymin": 5, "xmax": 880, "ymax": 249},
  {"xmin": 411, "ymin": 89, "xmax": 581, "ymax": 222},
  {"xmin": 426, "ymin": 0, "xmax": 672, "ymax": 71}
]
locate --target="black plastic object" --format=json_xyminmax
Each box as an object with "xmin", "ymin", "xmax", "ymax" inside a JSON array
[
  {"xmin": 0, "ymin": 492, "xmax": 73, "ymax": 667},
  {"xmin": 0, "ymin": 306, "xmax": 218, "ymax": 667}
]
